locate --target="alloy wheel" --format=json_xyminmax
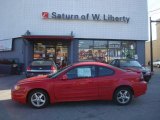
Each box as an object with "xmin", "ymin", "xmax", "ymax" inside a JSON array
[
  {"xmin": 28, "ymin": 90, "xmax": 49, "ymax": 108},
  {"xmin": 114, "ymin": 88, "xmax": 132, "ymax": 105}
]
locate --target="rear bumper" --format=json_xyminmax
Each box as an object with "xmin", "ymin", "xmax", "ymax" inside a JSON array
[
  {"xmin": 142, "ymin": 71, "xmax": 152, "ymax": 82},
  {"xmin": 133, "ymin": 81, "xmax": 147, "ymax": 97},
  {"xmin": 26, "ymin": 72, "xmax": 51, "ymax": 78}
]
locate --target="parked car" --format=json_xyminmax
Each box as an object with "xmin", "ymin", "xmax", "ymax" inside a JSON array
[
  {"xmin": 153, "ymin": 60, "xmax": 160, "ymax": 68},
  {"xmin": 12, "ymin": 62, "xmax": 147, "ymax": 108},
  {"xmin": 26, "ymin": 60, "xmax": 57, "ymax": 78},
  {"xmin": 110, "ymin": 59, "xmax": 152, "ymax": 82}
]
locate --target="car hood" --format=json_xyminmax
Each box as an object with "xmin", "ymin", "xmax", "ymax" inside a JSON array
[{"xmin": 18, "ymin": 75, "xmax": 49, "ymax": 84}]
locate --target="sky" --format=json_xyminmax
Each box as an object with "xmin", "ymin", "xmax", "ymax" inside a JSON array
[{"xmin": 148, "ymin": 0, "xmax": 160, "ymax": 40}]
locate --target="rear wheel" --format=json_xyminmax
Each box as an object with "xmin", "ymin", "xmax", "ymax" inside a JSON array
[
  {"xmin": 28, "ymin": 90, "xmax": 49, "ymax": 108},
  {"xmin": 113, "ymin": 87, "xmax": 132, "ymax": 105}
]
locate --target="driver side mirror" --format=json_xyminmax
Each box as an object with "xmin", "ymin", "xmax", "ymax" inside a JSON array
[{"xmin": 62, "ymin": 74, "xmax": 68, "ymax": 80}]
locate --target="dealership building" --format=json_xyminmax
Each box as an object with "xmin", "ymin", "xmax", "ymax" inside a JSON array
[{"xmin": 0, "ymin": 0, "xmax": 148, "ymax": 69}]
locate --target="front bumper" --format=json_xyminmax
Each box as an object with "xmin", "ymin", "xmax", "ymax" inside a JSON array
[{"xmin": 11, "ymin": 88, "xmax": 28, "ymax": 104}]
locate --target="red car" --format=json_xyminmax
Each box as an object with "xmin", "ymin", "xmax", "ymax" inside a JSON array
[{"xmin": 12, "ymin": 62, "xmax": 147, "ymax": 108}]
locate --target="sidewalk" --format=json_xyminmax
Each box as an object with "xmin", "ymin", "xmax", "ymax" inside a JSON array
[{"xmin": 0, "ymin": 74, "xmax": 10, "ymax": 77}]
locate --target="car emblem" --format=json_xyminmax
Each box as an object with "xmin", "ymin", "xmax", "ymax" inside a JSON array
[
  {"xmin": 42, "ymin": 12, "xmax": 49, "ymax": 19},
  {"xmin": 39, "ymin": 67, "xmax": 42, "ymax": 70}
]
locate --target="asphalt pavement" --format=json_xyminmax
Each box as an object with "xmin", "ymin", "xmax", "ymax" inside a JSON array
[{"xmin": 0, "ymin": 68, "xmax": 160, "ymax": 120}]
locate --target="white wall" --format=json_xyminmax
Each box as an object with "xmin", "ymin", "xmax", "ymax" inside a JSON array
[{"xmin": 0, "ymin": 0, "xmax": 148, "ymax": 40}]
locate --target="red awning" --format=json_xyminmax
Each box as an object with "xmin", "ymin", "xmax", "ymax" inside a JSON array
[{"xmin": 23, "ymin": 35, "xmax": 73, "ymax": 41}]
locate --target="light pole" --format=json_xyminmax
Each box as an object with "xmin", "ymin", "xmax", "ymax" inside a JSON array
[{"xmin": 149, "ymin": 17, "xmax": 160, "ymax": 72}]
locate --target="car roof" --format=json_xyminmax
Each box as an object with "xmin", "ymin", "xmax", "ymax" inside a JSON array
[
  {"xmin": 33, "ymin": 59, "xmax": 52, "ymax": 61},
  {"xmin": 70, "ymin": 62, "xmax": 125, "ymax": 73},
  {"xmin": 72, "ymin": 62, "xmax": 111, "ymax": 67},
  {"xmin": 32, "ymin": 59, "xmax": 55, "ymax": 63},
  {"xmin": 114, "ymin": 59, "xmax": 137, "ymax": 61}
]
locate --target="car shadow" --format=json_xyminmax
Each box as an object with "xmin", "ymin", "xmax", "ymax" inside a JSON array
[{"xmin": 49, "ymin": 100, "xmax": 139, "ymax": 109}]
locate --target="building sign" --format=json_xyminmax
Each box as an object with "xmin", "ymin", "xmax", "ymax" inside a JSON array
[
  {"xmin": 0, "ymin": 39, "xmax": 13, "ymax": 51},
  {"xmin": 42, "ymin": 12, "xmax": 130, "ymax": 23}
]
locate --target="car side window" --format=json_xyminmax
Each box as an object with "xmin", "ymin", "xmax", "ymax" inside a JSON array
[
  {"xmin": 110, "ymin": 60, "xmax": 116, "ymax": 66},
  {"xmin": 110, "ymin": 60, "xmax": 119, "ymax": 67},
  {"xmin": 66, "ymin": 66, "xmax": 96, "ymax": 80},
  {"xmin": 98, "ymin": 67, "xmax": 114, "ymax": 76}
]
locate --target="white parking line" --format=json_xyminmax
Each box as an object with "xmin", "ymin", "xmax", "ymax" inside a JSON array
[{"xmin": 0, "ymin": 89, "xmax": 11, "ymax": 101}]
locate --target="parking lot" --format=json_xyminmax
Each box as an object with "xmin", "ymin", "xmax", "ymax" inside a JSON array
[{"xmin": 0, "ymin": 68, "xmax": 160, "ymax": 120}]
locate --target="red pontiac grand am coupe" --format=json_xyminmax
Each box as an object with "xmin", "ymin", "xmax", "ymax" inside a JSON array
[{"xmin": 12, "ymin": 62, "xmax": 147, "ymax": 108}]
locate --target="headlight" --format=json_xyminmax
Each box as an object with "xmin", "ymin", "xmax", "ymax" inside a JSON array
[{"xmin": 14, "ymin": 85, "xmax": 20, "ymax": 90}]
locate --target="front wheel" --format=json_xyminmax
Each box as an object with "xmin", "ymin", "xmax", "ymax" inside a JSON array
[
  {"xmin": 113, "ymin": 88, "xmax": 133, "ymax": 105},
  {"xmin": 28, "ymin": 90, "xmax": 49, "ymax": 108}
]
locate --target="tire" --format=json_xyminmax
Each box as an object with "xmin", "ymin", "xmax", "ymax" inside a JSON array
[
  {"xmin": 28, "ymin": 90, "xmax": 49, "ymax": 108},
  {"xmin": 157, "ymin": 64, "xmax": 160, "ymax": 68},
  {"xmin": 145, "ymin": 78, "xmax": 150, "ymax": 83},
  {"xmin": 113, "ymin": 87, "xmax": 133, "ymax": 105}
]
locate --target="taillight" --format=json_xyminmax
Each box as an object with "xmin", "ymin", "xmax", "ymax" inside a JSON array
[
  {"xmin": 51, "ymin": 66, "xmax": 57, "ymax": 73},
  {"xmin": 27, "ymin": 66, "xmax": 31, "ymax": 71},
  {"xmin": 51, "ymin": 66, "xmax": 55, "ymax": 70}
]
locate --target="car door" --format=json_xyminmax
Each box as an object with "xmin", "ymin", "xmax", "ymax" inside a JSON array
[
  {"xmin": 53, "ymin": 65, "xmax": 98, "ymax": 101},
  {"xmin": 95, "ymin": 66, "xmax": 116, "ymax": 100}
]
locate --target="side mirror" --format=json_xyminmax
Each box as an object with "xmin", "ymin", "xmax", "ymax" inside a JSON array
[{"xmin": 62, "ymin": 74, "xmax": 68, "ymax": 80}]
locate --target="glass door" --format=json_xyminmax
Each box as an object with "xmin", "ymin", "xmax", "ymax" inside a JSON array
[
  {"xmin": 33, "ymin": 42, "xmax": 69, "ymax": 68},
  {"xmin": 46, "ymin": 47, "xmax": 56, "ymax": 61},
  {"xmin": 56, "ymin": 46, "xmax": 68, "ymax": 68}
]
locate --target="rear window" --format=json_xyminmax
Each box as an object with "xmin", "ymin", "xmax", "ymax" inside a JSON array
[
  {"xmin": 31, "ymin": 61, "xmax": 52, "ymax": 66},
  {"xmin": 98, "ymin": 67, "xmax": 114, "ymax": 76}
]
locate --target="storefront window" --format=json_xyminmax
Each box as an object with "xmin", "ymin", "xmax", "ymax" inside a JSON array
[
  {"xmin": 34, "ymin": 42, "xmax": 69, "ymax": 67},
  {"xmin": 121, "ymin": 41, "xmax": 136, "ymax": 59},
  {"xmin": 93, "ymin": 41, "xmax": 108, "ymax": 62},
  {"xmin": 79, "ymin": 40, "xmax": 136, "ymax": 62},
  {"xmin": 34, "ymin": 43, "xmax": 46, "ymax": 59},
  {"xmin": 108, "ymin": 41, "xmax": 121, "ymax": 60},
  {"xmin": 79, "ymin": 40, "xmax": 94, "ymax": 61}
]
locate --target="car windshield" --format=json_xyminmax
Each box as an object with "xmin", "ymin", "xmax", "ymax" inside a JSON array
[
  {"xmin": 31, "ymin": 60, "xmax": 52, "ymax": 66},
  {"xmin": 120, "ymin": 60, "xmax": 142, "ymax": 67},
  {"xmin": 48, "ymin": 65, "xmax": 72, "ymax": 78}
]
